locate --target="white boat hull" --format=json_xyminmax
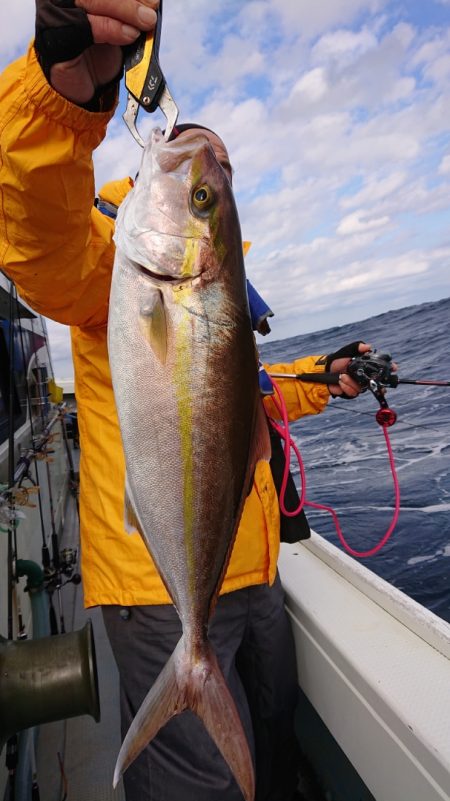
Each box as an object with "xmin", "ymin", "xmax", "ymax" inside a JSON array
[{"xmin": 279, "ymin": 534, "xmax": 450, "ymax": 801}]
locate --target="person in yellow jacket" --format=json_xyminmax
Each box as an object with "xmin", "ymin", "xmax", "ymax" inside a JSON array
[{"xmin": 0, "ymin": 2, "xmax": 369, "ymax": 799}]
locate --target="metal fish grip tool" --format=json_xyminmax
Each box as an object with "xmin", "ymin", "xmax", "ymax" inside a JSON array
[{"xmin": 123, "ymin": 0, "xmax": 179, "ymax": 146}]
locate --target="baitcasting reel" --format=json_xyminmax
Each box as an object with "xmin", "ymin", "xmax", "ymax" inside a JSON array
[
  {"xmin": 59, "ymin": 547, "xmax": 79, "ymax": 579},
  {"xmin": 347, "ymin": 350, "xmax": 397, "ymax": 426},
  {"xmin": 346, "ymin": 350, "xmax": 398, "ymax": 392}
]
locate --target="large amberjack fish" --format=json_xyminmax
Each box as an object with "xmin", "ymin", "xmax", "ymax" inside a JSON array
[{"xmin": 108, "ymin": 128, "xmax": 271, "ymax": 801}]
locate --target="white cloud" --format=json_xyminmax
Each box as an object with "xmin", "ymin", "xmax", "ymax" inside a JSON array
[
  {"xmin": 312, "ymin": 27, "xmax": 378, "ymax": 63},
  {"xmin": 424, "ymin": 53, "xmax": 450, "ymax": 84},
  {"xmin": 341, "ymin": 171, "xmax": 407, "ymax": 209},
  {"xmin": 385, "ymin": 76, "xmax": 416, "ymax": 102},
  {"xmin": 439, "ymin": 155, "xmax": 450, "ymax": 175},
  {"xmin": 248, "ymin": 243, "xmax": 449, "ymax": 340},
  {"xmin": 337, "ymin": 211, "xmax": 390, "ymax": 235},
  {"xmin": 271, "ymin": 0, "xmax": 388, "ymax": 38},
  {"xmin": 291, "ymin": 68, "xmax": 329, "ymax": 104},
  {"xmin": 412, "ymin": 35, "xmax": 448, "ymax": 68}
]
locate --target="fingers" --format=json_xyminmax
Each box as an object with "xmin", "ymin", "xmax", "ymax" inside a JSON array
[
  {"xmin": 337, "ymin": 374, "xmax": 360, "ymax": 397},
  {"xmin": 86, "ymin": 14, "xmax": 142, "ymax": 44},
  {"xmin": 328, "ymin": 356, "xmax": 351, "ymax": 375},
  {"xmin": 328, "ymin": 356, "xmax": 365, "ymax": 397},
  {"xmin": 328, "ymin": 374, "xmax": 360, "ymax": 398},
  {"xmin": 76, "ymin": 0, "xmax": 159, "ymax": 44},
  {"xmin": 358, "ymin": 342, "xmax": 372, "ymax": 354}
]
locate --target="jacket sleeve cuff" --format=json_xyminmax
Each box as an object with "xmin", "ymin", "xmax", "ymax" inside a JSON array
[
  {"xmin": 26, "ymin": 40, "xmax": 117, "ymax": 142},
  {"xmin": 292, "ymin": 355, "xmax": 330, "ymax": 406}
]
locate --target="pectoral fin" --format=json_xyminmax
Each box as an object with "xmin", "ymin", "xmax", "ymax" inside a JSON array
[
  {"xmin": 242, "ymin": 399, "xmax": 272, "ymax": 499},
  {"xmin": 251, "ymin": 398, "xmax": 272, "ymax": 466},
  {"xmin": 124, "ymin": 475, "xmax": 144, "ymax": 538},
  {"xmin": 139, "ymin": 290, "xmax": 167, "ymax": 364}
]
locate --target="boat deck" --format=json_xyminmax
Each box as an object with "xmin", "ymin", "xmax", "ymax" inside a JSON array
[{"xmin": 35, "ymin": 464, "xmax": 125, "ymax": 801}]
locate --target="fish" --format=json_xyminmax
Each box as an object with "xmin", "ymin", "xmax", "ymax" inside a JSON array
[{"xmin": 107, "ymin": 127, "xmax": 271, "ymax": 801}]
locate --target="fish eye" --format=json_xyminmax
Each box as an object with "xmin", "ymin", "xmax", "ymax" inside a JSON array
[{"xmin": 192, "ymin": 184, "xmax": 214, "ymax": 212}]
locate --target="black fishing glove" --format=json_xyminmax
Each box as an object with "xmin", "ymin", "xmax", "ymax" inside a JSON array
[
  {"xmin": 35, "ymin": 0, "xmax": 124, "ymax": 111},
  {"xmin": 316, "ymin": 341, "xmax": 366, "ymax": 399},
  {"xmin": 35, "ymin": 0, "xmax": 94, "ymax": 81},
  {"xmin": 322, "ymin": 341, "xmax": 365, "ymax": 373}
]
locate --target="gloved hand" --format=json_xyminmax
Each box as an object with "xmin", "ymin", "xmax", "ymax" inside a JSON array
[
  {"xmin": 35, "ymin": 0, "xmax": 159, "ymax": 106},
  {"xmin": 320, "ymin": 341, "xmax": 372, "ymax": 398}
]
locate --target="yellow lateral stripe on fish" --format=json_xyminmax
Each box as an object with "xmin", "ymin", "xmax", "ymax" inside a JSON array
[
  {"xmin": 181, "ymin": 236, "xmax": 199, "ymax": 278},
  {"xmin": 173, "ymin": 289, "xmax": 195, "ymax": 595},
  {"xmin": 176, "ymin": 232, "xmax": 200, "ymax": 591}
]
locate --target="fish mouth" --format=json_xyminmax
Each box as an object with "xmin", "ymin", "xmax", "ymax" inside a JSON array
[{"xmin": 137, "ymin": 264, "xmax": 202, "ymax": 284}]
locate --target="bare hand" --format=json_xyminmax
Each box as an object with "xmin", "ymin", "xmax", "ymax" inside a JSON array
[{"xmin": 36, "ymin": 0, "xmax": 159, "ymax": 104}]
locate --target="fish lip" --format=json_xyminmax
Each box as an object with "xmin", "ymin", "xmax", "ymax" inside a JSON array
[{"xmin": 137, "ymin": 264, "xmax": 202, "ymax": 284}]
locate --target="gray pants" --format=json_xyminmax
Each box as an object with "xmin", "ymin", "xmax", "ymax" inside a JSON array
[{"xmin": 102, "ymin": 574, "xmax": 300, "ymax": 801}]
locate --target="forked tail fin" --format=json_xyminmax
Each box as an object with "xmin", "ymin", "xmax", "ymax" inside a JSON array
[{"xmin": 113, "ymin": 636, "xmax": 255, "ymax": 801}]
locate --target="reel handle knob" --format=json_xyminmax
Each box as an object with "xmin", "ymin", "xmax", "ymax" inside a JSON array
[{"xmin": 376, "ymin": 408, "xmax": 397, "ymax": 427}]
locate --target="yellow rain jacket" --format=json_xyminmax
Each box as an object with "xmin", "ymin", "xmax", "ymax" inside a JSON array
[{"xmin": 0, "ymin": 45, "xmax": 331, "ymax": 607}]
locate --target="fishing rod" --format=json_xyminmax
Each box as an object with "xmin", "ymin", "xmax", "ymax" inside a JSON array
[
  {"xmin": 59, "ymin": 408, "xmax": 80, "ymax": 519},
  {"xmin": 31, "ymin": 341, "xmax": 69, "ymax": 635},
  {"xmin": 391, "ymin": 378, "xmax": 450, "ymax": 386},
  {"xmin": 270, "ymin": 372, "xmax": 450, "ymax": 387},
  {"xmin": 269, "ymin": 351, "xmax": 450, "ymax": 392},
  {"xmin": 6, "ymin": 282, "xmax": 18, "ymax": 800}
]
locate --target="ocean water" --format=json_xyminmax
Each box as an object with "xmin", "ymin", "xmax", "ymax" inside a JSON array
[{"xmin": 259, "ymin": 296, "xmax": 450, "ymax": 623}]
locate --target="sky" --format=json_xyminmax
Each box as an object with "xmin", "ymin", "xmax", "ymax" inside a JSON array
[{"xmin": 1, "ymin": 0, "xmax": 449, "ymax": 381}]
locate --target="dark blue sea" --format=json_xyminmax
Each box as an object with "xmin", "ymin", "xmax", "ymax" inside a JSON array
[{"xmin": 259, "ymin": 296, "xmax": 450, "ymax": 624}]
